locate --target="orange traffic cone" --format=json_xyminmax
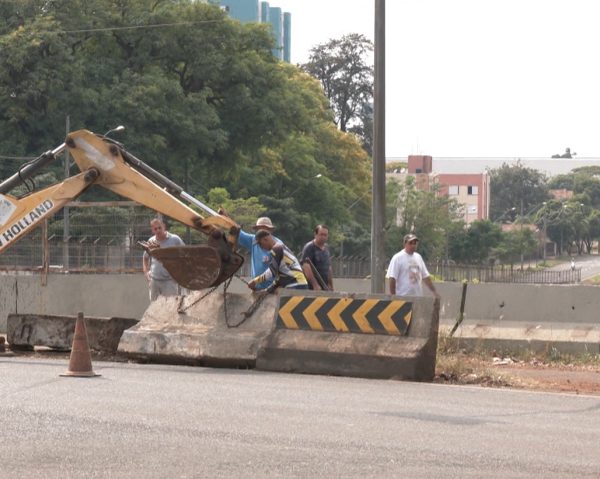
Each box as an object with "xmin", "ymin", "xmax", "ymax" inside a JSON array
[{"xmin": 60, "ymin": 312, "xmax": 100, "ymax": 378}]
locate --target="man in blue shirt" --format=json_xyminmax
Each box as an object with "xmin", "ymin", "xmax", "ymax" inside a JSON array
[
  {"xmin": 237, "ymin": 217, "xmax": 280, "ymax": 290},
  {"xmin": 247, "ymin": 230, "xmax": 308, "ymax": 291}
]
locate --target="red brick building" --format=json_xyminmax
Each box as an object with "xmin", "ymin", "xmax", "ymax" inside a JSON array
[{"xmin": 404, "ymin": 155, "xmax": 491, "ymax": 224}]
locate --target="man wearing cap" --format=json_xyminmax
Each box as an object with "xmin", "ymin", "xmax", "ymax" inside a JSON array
[
  {"xmin": 386, "ymin": 233, "xmax": 439, "ymax": 298},
  {"xmin": 237, "ymin": 217, "xmax": 281, "ymax": 290},
  {"xmin": 247, "ymin": 230, "xmax": 308, "ymax": 291}
]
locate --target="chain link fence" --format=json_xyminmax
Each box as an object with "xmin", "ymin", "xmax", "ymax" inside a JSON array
[
  {"xmin": 0, "ymin": 202, "xmax": 375, "ymax": 279},
  {"xmin": 0, "ymin": 202, "xmax": 190, "ymax": 272},
  {"xmin": 427, "ymin": 262, "xmax": 581, "ymax": 284},
  {"xmin": 0, "ymin": 203, "xmax": 581, "ymax": 284}
]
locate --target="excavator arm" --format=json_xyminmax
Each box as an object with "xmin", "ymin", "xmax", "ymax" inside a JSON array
[
  {"xmin": 0, "ymin": 170, "xmax": 99, "ymax": 251},
  {"xmin": 0, "ymin": 129, "xmax": 244, "ymax": 290}
]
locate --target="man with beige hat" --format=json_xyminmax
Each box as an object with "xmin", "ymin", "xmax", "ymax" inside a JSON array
[
  {"xmin": 238, "ymin": 217, "xmax": 281, "ymax": 290},
  {"xmin": 386, "ymin": 233, "xmax": 439, "ymax": 298}
]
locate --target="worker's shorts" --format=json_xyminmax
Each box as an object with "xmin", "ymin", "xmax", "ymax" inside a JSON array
[{"xmin": 149, "ymin": 278, "xmax": 180, "ymax": 301}]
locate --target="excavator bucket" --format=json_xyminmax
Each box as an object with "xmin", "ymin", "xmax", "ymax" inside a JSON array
[{"xmin": 149, "ymin": 245, "xmax": 244, "ymax": 290}]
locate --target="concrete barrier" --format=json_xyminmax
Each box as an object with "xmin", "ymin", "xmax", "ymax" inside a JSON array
[
  {"xmin": 438, "ymin": 283, "xmax": 600, "ymax": 354},
  {"xmin": 256, "ymin": 290, "xmax": 440, "ymax": 381},
  {"xmin": 7, "ymin": 314, "xmax": 138, "ymax": 352},
  {"xmin": 117, "ymin": 291, "xmax": 279, "ymax": 367},
  {"xmin": 0, "ymin": 273, "xmax": 149, "ymax": 332},
  {"xmin": 1, "ymin": 273, "xmax": 598, "ymax": 356}
]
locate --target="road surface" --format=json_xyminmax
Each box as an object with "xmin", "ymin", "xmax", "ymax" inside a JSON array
[
  {"xmin": 548, "ymin": 254, "xmax": 600, "ymax": 280},
  {"xmin": 2, "ymin": 358, "xmax": 599, "ymax": 478}
]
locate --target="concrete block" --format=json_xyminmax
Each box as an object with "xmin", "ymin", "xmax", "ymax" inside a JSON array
[
  {"xmin": 7, "ymin": 314, "xmax": 139, "ymax": 352},
  {"xmin": 256, "ymin": 291, "xmax": 440, "ymax": 381},
  {"xmin": 440, "ymin": 319, "xmax": 600, "ymax": 355},
  {"xmin": 117, "ymin": 291, "xmax": 279, "ymax": 367}
]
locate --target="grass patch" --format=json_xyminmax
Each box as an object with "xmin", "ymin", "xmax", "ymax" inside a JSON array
[
  {"xmin": 438, "ymin": 332, "xmax": 600, "ymax": 367},
  {"xmin": 583, "ymin": 274, "xmax": 600, "ymax": 285}
]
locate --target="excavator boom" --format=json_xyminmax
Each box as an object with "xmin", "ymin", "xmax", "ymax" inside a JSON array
[{"xmin": 0, "ymin": 129, "xmax": 243, "ymax": 290}]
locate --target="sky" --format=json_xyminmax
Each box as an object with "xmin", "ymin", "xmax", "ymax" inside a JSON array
[{"xmin": 273, "ymin": 0, "xmax": 600, "ymax": 159}]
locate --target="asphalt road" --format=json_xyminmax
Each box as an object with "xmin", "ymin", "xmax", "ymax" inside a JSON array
[
  {"xmin": 548, "ymin": 254, "xmax": 600, "ymax": 280},
  {"xmin": 2, "ymin": 358, "xmax": 599, "ymax": 479}
]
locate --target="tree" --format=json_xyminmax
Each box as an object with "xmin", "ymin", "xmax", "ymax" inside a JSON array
[
  {"xmin": 586, "ymin": 210, "xmax": 600, "ymax": 254},
  {"xmin": 449, "ymin": 220, "xmax": 503, "ymax": 265},
  {"xmin": 347, "ymin": 100, "xmax": 373, "ymax": 156},
  {"xmin": 537, "ymin": 200, "xmax": 585, "ymax": 256},
  {"xmin": 385, "ymin": 177, "xmax": 463, "ymax": 262},
  {"xmin": 301, "ymin": 33, "xmax": 373, "ymax": 146},
  {"xmin": 0, "ymin": 0, "xmax": 372, "ymax": 245},
  {"xmin": 549, "ymin": 169, "xmax": 600, "ymax": 208},
  {"xmin": 489, "ymin": 162, "xmax": 550, "ymax": 221},
  {"xmin": 494, "ymin": 228, "xmax": 538, "ymax": 267}
]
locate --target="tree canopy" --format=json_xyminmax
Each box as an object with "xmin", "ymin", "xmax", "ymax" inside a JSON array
[
  {"xmin": 489, "ymin": 162, "xmax": 549, "ymax": 221},
  {"xmin": 301, "ymin": 33, "xmax": 373, "ymax": 154},
  {"xmin": 0, "ymin": 0, "xmax": 371, "ymax": 253}
]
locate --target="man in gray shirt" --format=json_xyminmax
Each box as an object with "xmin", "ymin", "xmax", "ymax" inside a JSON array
[{"xmin": 142, "ymin": 217, "xmax": 185, "ymax": 300}]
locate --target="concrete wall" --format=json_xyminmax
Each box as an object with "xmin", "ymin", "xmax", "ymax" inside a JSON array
[
  {"xmin": 1, "ymin": 273, "xmax": 599, "ymax": 337},
  {"xmin": 0, "ymin": 273, "xmax": 150, "ymax": 332}
]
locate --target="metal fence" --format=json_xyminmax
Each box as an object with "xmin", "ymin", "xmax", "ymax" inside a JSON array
[
  {"xmin": 0, "ymin": 204, "xmax": 581, "ymax": 284},
  {"xmin": 0, "ymin": 203, "xmax": 163, "ymax": 272},
  {"xmin": 0, "ymin": 203, "xmax": 375, "ymax": 279},
  {"xmin": 427, "ymin": 262, "xmax": 581, "ymax": 284},
  {"xmin": 237, "ymin": 255, "xmax": 371, "ymax": 278}
]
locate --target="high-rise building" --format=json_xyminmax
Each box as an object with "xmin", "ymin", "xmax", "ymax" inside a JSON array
[
  {"xmin": 260, "ymin": 1, "xmax": 269, "ymax": 22},
  {"xmin": 268, "ymin": 6, "xmax": 283, "ymax": 60},
  {"xmin": 283, "ymin": 12, "xmax": 291, "ymax": 63},
  {"xmin": 218, "ymin": 0, "xmax": 291, "ymax": 62},
  {"xmin": 219, "ymin": 0, "xmax": 260, "ymax": 22}
]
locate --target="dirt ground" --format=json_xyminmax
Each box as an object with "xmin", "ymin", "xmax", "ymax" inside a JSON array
[
  {"xmin": 2, "ymin": 339, "xmax": 599, "ymax": 396},
  {"xmin": 435, "ymin": 351, "xmax": 600, "ymax": 396}
]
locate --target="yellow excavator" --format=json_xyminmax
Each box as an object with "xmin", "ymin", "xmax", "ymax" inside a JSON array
[{"xmin": 0, "ymin": 129, "xmax": 243, "ymax": 290}]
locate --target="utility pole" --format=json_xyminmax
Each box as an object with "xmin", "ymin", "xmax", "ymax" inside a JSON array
[
  {"xmin": 63, "ymin": 115, "xmax": 70, "ymax": 270},
  {"xmin": 520, "ymin": 198, "xmax": 524, "ymax": 270},
  {"xmin": 542, "ymin": 202, "xmax": 547, "ymax": 263},
  {"xmin": 371, "ymin": 0, "xmax": 386, "ymax": 294},
  {"xmin": 184, "ymin": 159, "xmax": 191, "ymax": 244}
]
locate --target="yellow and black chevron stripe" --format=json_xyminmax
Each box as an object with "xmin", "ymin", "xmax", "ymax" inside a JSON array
[{"xmin": 276, "ymin": 296, "xmax": 413, "ymax": 336}]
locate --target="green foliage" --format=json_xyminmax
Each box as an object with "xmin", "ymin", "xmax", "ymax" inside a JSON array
[
  {"xmin": 257, "ymin": 195, "xmax": 313, "ymax": 254},
  {"xmin": 549, "ymin": 170, "xmax": 600, "ymax": 208},
  {"xmin": 48, "ymin": 206, "xmax": 132, "ymax": 242},
  {"xmin": 489, "ymin": 162, "xmax": 549, "ymax": 221},
  {"xmin": 205, "ymin": 187, "xmax": 263, "ymax": 231},
  {"xmin": 302, "ymin": 33, "xmax": 373, "ymax": 144},
  {"xmin": 494, "ymin": 227, "xmax": 538, "ymax": 265},
  {"xmin": 534, "ymin": 200, "xmax": 587, "ymax": 255},
  {"xmin": 385, "ymin": 177, "xmax": 463, "ymax": 262},
  {"xmin": 0, "ymin": 0, "xmax": 371, "ymax": 251},
  {"xmin": 450, "ymin": 220, "xmax": 503, "ymax": 265}
]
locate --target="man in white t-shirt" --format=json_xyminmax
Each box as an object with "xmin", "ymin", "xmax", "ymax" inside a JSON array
[{"xmin": 386, "ymin": 233, "xmax": 440, "ymax": 298}]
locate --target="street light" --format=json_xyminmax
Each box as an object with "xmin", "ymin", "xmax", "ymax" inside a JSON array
[
  {"xmin": 103, "ymin": 125, "xmax": 125, "ymax": 138},
  {"xmin": 497, "ymin": 207, "xmax": 517, "ymax": 224},
  {"xmin": 541, "ymin": 202, "xmax": 547, "ymax": 262},
  {"xmin": 559, "ymin": 202, "xmax": 585, "ymax": 256},
  {"xmin": 340, "ymin": 188, "xmax": 372, "ymax": 263},
  {"xmin": 288, "ymin": 174, "xmax": 323, "ymax": 197},
  {"xmin": 346, "ymin": 189, "xmax": 371, "ymax": 211},
  {"xmin": 514, "ymin": 202, "xmax": 548, "ymax": 269}
]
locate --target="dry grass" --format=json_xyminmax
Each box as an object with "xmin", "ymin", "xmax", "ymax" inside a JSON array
[{"xmin": 435, "ymin": 333, "xmax": 600, "ymax": 394}]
